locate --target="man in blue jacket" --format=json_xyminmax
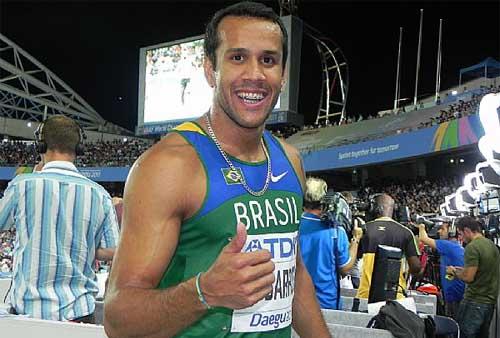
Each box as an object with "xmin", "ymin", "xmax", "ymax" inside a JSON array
[
  {"xmin": 418, "ymin": 220, "xmax": 465, "ymax": 319},
  {"xmin": 299, "ymin": 177, "xmax": 362, "ymax": 309}
]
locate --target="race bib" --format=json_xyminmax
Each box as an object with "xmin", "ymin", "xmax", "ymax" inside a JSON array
[{"xmin": 231, "ymin": 231, "xmax": 298, "ymax": 333}]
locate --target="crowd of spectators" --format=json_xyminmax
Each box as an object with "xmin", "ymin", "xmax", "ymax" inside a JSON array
[
  {"xmin": 0, "ymin": 141, "xmax": 38, "ymax": 167},
  {"xmin": 0, "ymin": 138, "xmax": 152, "ymax": 167},
  {"xmin": 358, "ymin": 176, "xmax": 460, "ymax": 216},
  {"xmin": 77, "ymin": 139, "xmax": 151, "ymax": 167},
  {"xmin": 289, "ymin": 84, "xmax": 499, "ymax": 144},
  {"xmin": 0, "ymin": 229, "xmax": 14, "ymax": 273},
  {"xmin": 419, "ymin": 86, "xmax": 499, "ymax": 128}
]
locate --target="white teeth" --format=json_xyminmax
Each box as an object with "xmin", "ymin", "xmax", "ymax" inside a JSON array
[{"xmin": 237, "ymin": 92, "xmax": 264, "ymax": 100}]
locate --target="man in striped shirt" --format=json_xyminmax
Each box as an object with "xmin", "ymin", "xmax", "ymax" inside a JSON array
[{"xmin": 0, "ymin": 115, "xmax": 120, "ymax": 323}]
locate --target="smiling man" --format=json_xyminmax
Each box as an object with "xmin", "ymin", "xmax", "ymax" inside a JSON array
[{"xmin": 104, "ymin": 2, "xmax": 330, "ymax": 337}]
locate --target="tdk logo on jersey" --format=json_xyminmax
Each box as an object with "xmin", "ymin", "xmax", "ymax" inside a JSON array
[
  {"xmin": 245, "ymin": 239, "xmax": 263, "ymax": 252},
  {"xmin": 243, "ymin": 235, "xmax": 297, "ymax": 259}
]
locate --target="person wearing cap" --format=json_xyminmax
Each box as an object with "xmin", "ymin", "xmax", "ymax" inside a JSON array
[{"xmin": 418, "ymin": 219, "xmax": 465, "ymax": 319}]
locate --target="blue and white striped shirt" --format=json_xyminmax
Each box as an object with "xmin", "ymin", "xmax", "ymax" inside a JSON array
[{"xmin": 0, "ymin": 161, "xmax": 119, "ymax": 321}]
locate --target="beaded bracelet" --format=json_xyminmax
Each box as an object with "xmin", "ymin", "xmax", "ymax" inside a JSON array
[{"xmin": 195, "ymin": 272, "xmax": 212, "ymax": 310}]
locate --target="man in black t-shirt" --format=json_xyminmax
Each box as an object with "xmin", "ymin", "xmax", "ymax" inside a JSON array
[{"xmin": 356, "ymin": 194, "xmax": 421, "ymax": 299}]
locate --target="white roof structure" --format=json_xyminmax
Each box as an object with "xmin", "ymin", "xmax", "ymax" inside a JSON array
[{"xmin": 0, "ymin": 33, "xmax": 131, "ymax": 135}]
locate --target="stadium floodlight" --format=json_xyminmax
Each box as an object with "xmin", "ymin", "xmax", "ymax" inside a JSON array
[
  {"xmin": 463, "ymin": 172, "xmax": 487, "ymax": 199},
  {"xmin": 478, "ymin": 93, "xmax": 500, "ymax": 175},
  {"xmin": 440, "ymin": 202, "xmax": 448, "ymax": 216},
  {"xmin": 445, "ymin": 193, "xmax": 458, "ymax": 214},
  {"xmin": 478, "ymin": 137, "xmax": 494, "ymax": 162},
  {"xmin": 476, "ymin": 161, "xmax": 500, "ymax": 189},
  {"xmin": 479, "ymin": 93, "xmax": 500, "ymax": 152},
  {"xmin": 455, "ymin": 186, "xmax": 476, "ymax": 210}
]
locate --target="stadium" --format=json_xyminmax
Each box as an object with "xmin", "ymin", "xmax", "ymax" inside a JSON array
[{"xmin": 0, "ymin": 1, "xmax": 499, "ymax": 337}]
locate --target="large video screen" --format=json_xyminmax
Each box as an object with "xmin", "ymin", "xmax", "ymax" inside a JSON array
[
  {"xmin": 140, "ymin": 37, "xmax": 210, "ymax": 124},
  {"xmin": 138, "ymin": 36, "xmax": 281, "ymax": 126},
  {"xmin": 137, "ymin": 16, "xmax": 302, "ymax": 134}
]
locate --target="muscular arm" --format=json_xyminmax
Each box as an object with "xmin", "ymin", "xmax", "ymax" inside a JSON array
[
  {"xmin": 96, "ymin": 248, "xmax": 115, "ymax": 261},
  {"xmin": 418, "ymin": 224, "xmax": 437, "ymax": 250},
  {"xmin": 340, "ymin": 225, "xmax": 363, "ymax": 275},
  {"xmin": 292, "ymin": 253, "xmax": 330, "ymax": 338},
  {"xmin": 405, "ymin": 228, "xmax": 422, "ymax": 276},
  {"xmin": 339, "ymin": 240, "xmax": 360, "ymax": 275},
  {"xmin": 449, "ymin": 266, "xmax": 477, "ymax": 283},
  {"xmin": 104, "ymin": 136, "xmax": 208, "ymax": 338},
  {"xmin": 407, "ymin": 256, "xmax": 422, "ymax": 275},
  {"xmin": 281, "ymin": 140, "xmax": 331, "ymax": 338}
]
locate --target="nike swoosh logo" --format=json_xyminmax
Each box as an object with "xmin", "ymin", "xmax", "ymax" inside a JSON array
[{"xmin": 271, "ymin": 171, "xmax": 288, "ymax": 183}]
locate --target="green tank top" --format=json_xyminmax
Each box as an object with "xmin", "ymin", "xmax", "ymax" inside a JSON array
[{"xmin": 157, "ymin": 122, "xmax": 303, "ymax": 337}]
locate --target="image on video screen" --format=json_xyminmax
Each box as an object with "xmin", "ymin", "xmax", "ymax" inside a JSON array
[
  {"xmin": 143, "ymin": 39, "xmax": 211, "ymax": 123},
  {"xmin": 142, "ymin": 38, "xmax": 280, "ymax": 124}
]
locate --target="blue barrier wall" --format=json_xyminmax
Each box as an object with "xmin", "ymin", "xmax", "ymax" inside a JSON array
[{"xmin": 0, "ymin": 167, "xmax": 131, "ymax": 182}]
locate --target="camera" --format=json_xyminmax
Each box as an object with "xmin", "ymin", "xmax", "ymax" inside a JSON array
[
  {"xmin": 320, "ymin": 191, "xmax": 366, "ymax": 240},
  {"xmin": 460, "ymin": 189, "xmax": 500, "ymax": 240},
  {"xmin": 412, "ymin": 215, "xmax": 443, "ymax": 239}
]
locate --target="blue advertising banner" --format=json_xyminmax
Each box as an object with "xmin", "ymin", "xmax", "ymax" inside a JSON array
[
  {"xmin": 0, "ymin": 167, "xmax": 131, "ymax": 182},
  {"xmin": 303, "ymin": 114, "xmax": 485, "ymax": 172}
]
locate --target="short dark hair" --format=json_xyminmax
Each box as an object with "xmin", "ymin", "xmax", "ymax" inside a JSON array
[
  {"xmin": 456, "ymin": 216, "xmax": 483, "ymax": 233},
  {"xmin": 204, "ymin": 1, "xmax": 288, "ymax": 71},
  {"xmin": 42, "ymin": 115, "xmax": 81, "ymax": 155}
]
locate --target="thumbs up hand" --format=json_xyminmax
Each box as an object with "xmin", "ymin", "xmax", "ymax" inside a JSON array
[
  {"xmin": 199, "ymin": 223, "xmax": 276, "ymax": 309},
  {"xmin": 223, "ymin": 222, "xmax": 248, "ymax": 254}
]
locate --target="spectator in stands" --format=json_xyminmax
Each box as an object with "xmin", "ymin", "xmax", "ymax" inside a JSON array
[
  {"xmin": 356, "ymin": 194, "xmax": 421, "ymax": 299},
  {"xmin": 0, "ymin": 115, "xmax": 120, "ymax": 323},
  {"xmin": 0, "ymin": 138, "xmax": 152, "ymax": 167},
  {"xmin": 447, "ymin": 216, "xmax": 500, "ymax": 338},
  {"xmin": 358, "ymin": 177, "xmax": 460, "ymax": 216},
  {"xmin": 417, "ymin": 220, "xmax": 465, "ymax": 319},
  {"xmin": 105, "ymin": 2, "xmax": 330, "ymax": 338},
  {"xmin": 299, "ymin": 177, "xmax": 363, "ymax": 309},
  {"xmin": 0, "ymin": 229, "xmax": 15, "ymax": 272}
]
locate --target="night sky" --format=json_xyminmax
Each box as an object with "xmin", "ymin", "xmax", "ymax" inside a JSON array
[{"xmin": 1, "ymin": 0, "xmax": 498, "ymax": 131}]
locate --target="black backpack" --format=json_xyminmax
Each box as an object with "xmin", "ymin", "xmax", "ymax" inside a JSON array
[{"xmin": 367, "ymin": 300, "xmax": 430, "ymax": 338}]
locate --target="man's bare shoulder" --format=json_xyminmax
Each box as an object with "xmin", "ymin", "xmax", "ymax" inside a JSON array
[
  {"xmin": 126, "ymin": 132, "xmax": 205, "ymax": 220},
  {"xmin": 273, "ymin": 136, "xmax": 305, "ymax": 186},
  {"xmin": 275, "ymin": 137, "xmax": 301, "ymax": 162},
  {"xmin": 135, "ymin": 132, "xmax": 200, "ymax": 173}
]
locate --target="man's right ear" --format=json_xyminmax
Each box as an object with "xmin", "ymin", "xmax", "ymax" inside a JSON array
[{"xmin": 203, "ymin": 58, "xmax": 216, "ymax": 88}]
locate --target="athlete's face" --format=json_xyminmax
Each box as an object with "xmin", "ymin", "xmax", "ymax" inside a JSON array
[{"xmin": 204, "ymin": 16, "xmax": 285, "ymax": 129}]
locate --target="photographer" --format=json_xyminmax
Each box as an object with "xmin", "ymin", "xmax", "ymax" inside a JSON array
[
  {"xmin": 356, "ymin": 193, "xmax": 421, "ymax": 299},
  {"xmin": 299, "ymin": 177, "xmax": 363, "ymax": 310},
  {"xmin": 417, "ymin": 220, "xmax": 465, "ymax": 319},
  {"xmin": 447, "ymin": 216, "xmax": 500, "ymax": 338}
]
